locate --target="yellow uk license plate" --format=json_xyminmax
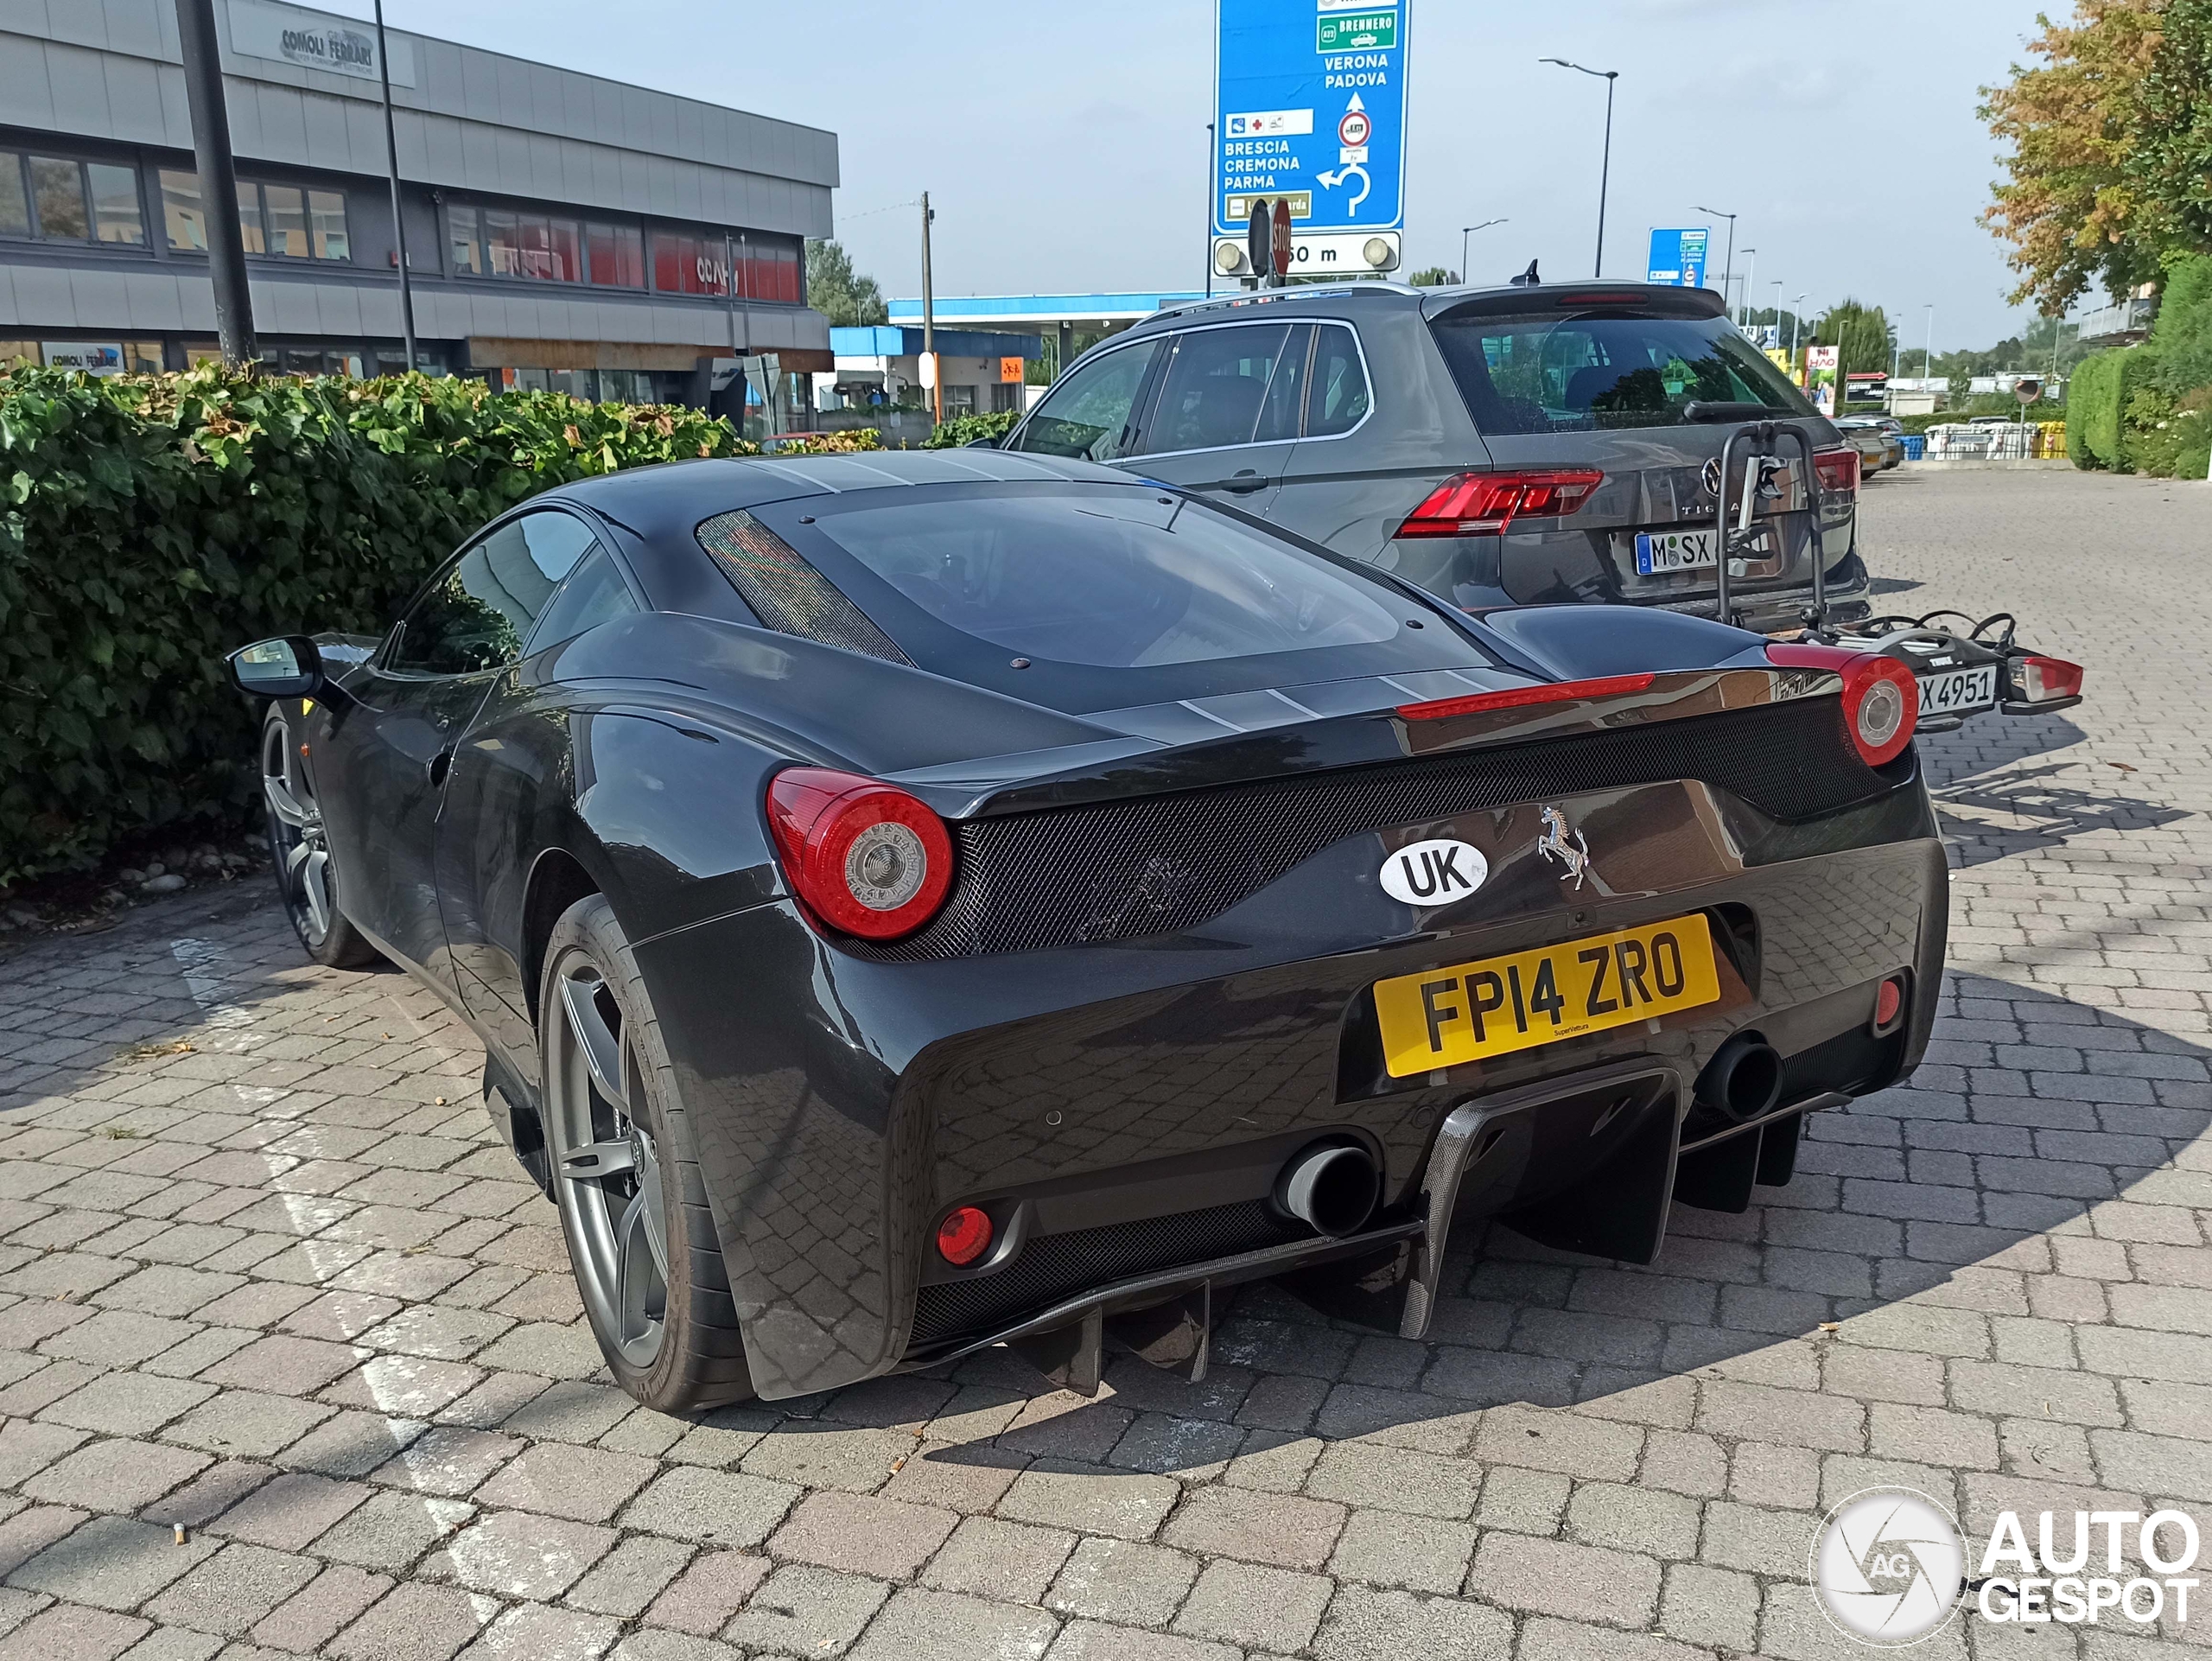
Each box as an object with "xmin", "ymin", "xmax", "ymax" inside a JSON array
[{"xmin": 1372, "ymin": 913, "xmax": 1721, "ymax": 1078}]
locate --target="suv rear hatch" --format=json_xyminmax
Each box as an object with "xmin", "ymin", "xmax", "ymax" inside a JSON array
[{"xmin": 1415, "ymin": 285, "xmax": 1857, "ymax": 625}]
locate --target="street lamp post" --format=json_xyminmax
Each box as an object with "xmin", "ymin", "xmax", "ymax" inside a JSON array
[
  {"xmin": 1737, "ymin": 249, "xmax": 1756, "ymax": 328},
  {"xmin": 1695, "ymin": 205, "xmax": 1737, "ymax": 309},
  {"xmin": 372, "ymin": 0, "xmax": 416, "ymax": 372},
  {"xmin": 1541, "ymin": 60, "xmax": 1618, "ymax": 277},
  {"xmin": 1923, "ymin": 303, "xmax": 1935, "ymax": 385},
  {"xmin": 1460, "ymin": 218, "xmax": 1506, "ymax": 283}
]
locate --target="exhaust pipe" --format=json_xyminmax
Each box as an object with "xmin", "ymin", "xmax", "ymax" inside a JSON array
[
  {"xmin": 1696, "ymin": 1033, "xmax": 1784, "ymax": 1123},
  {"xmin": 1275, "ymin": 1142, "xmax": 1380, "ymax": 1238}
]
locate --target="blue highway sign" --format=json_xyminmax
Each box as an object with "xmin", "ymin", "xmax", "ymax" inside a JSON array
[
  {"xmin": 1646, "ymin": 227, "xmax": 1710, "ymax": 289},
  {"xmin": 1215, "ymin": 0, "xmax": 1408, "ymax": 236}
]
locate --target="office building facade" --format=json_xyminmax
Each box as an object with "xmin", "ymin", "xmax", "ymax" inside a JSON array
[{"xmin": 1, "ymin": 0, "xmax": 836, "ymax": 407}]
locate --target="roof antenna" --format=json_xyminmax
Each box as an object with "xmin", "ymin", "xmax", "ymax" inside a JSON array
[{"xmin": 1510, "ymin": 258, "xmax": 1541, "ymax": 288}]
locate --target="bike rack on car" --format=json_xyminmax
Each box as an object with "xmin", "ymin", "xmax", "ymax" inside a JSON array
[{"xmin": 1708, "ymin": 418, "xmax": 2083, "ymax": 733}]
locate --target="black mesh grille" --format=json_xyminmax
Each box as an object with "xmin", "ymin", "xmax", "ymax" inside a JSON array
[
  {"xmin": 696, "ymin": 509, "xmax": 912, "ymax": 665},
  {"xmin": 869, "ymin": 696, "xmax": 1887, "ymax": 962},
  {"xmin": 910, "ymin": 1200, "xmax": 1310, "ymax": 1349}
]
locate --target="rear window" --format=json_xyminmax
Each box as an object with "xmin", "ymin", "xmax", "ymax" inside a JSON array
[
  {"xmin": 783, "ymin": 487, "xmax": 1402, "ymax": 669},
  {"xmin": 1430, "ymin": 309, "xmax": 1816, "ymax": 436}
]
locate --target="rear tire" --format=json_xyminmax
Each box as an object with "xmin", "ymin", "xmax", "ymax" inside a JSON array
[
  {"xmin": 539, "ymin": 893, "xmax": 755, "ymax": 1411},
  {"xmin": 260, "ymin": 710, "xmax": 381, "ymax": 969}
]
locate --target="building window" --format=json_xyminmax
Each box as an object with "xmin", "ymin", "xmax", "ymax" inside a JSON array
[
  {"xmin": 87, "ymin": 164, "xmax": 144, "ymax": 244},
  {"xmin": 309, "ymin": 190, "xmax": 348, "ymax": 260},
  {"xmin": 264, "ymin": 184, "xmax": 308, "ymax": 258},
  {"xmin": 941, "ymin": 385, "xmax": 978, "ymax": 417},
  {"xmin": 160, "ymin": 169, "xmax": 207, "ymax": 250},
  {"xmin": 739, "ymin": 240, "xmax": 800, "ymax": 304},
  {"xmin": 0, "ymin": 160, "xmax": 26, "ymax": 238},
  {"xmin": 448, "ymin": 204, "xmax": 481, "ymax": 275},
  {"xmin": 990, "ymin": 380, "xmax": 1021, "ymax": 414},
  {"xmin": 651, "ymin": 230, "xmax": 730, "ymax": 297},
  {"xmin": 1, "ymin": 153, "xmax": 144, "ymax": 245},
  {"xmin": 234, "ymin": 181, "xmax": 264, "ymax": 254},
  {"xmin": 485, "ymin": 208, "xmax": 518, "ymax": 276},
  {"xmin": 586, "ymin": 222, "xmax": 645, "ymax": 289},
  {"xmin": 29, "ymin": 157, "xmax": 88, "ymax": 239},
  {"xmin": 176, "ymin": 177, "xmax": 347, "ymax": 261}
]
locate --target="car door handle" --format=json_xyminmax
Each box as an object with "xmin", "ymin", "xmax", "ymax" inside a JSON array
[
  {"xmin": 1222, "ymin": 470, "xmax": 1267, "ymax": 493},
  {"xmin": 427, "ymin": 749, "xmax": 452, "ymax": 787}
]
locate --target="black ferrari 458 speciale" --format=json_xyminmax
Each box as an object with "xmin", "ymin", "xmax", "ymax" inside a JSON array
[{"xmin": 228, "ymin": 449, "xmax": 1976, "ymax": 1410}]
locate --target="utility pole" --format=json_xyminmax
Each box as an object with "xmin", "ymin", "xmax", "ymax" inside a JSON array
[
  {"xmin": 1738, "ymin": 249, "xmax": 1755, "ymax": 328},
  {"xmin": 1204, "ymin": 124, "xmax": 1215, "ymax": 298},
  {"xmin": 175, "ymin": 0, "xmax": 255, "ymax": 366},
  {"xmin": 1460, "ymin": 219, "xmax": 1505, "ymax": 284},
  {"xmin": 373, "ymin": 0, "xmax": 416, "ymax": 372},
  {"xmin": 1696, "ymin": 206, "xmax": 1737, "ymax": 313},
  {"xmin": 1923, "ymin": 304, "xmax": 1936, "ymax": 386},
  {"xmin": 920, "ymin": 192, "xmax": 939, "ymax": 426},
  {"xmin": 1543, "ymin": 61, "xmax": 1618, "ymax": 277}
]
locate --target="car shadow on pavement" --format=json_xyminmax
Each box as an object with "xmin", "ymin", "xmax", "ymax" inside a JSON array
[{"xmin": 790, "ymin": 969, "xmax": 2207, "ymax": 1562}]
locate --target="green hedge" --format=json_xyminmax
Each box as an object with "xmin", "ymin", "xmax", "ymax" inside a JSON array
[
  {"xmin": 0, "ymin": 366, "xmax": 760, "ymax": 885},
  {"xmin": 925, "ymin": 409, "xmax": 1022, "ymax": 449},
  {"xmin": 2067, "ymin": 349, "xmax": 2127, "ymax": 469}
]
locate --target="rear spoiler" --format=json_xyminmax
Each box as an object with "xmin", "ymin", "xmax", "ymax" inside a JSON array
[{"xmin": 1423, "ymin": 283, "xmax": 1728, "ymax": 324}]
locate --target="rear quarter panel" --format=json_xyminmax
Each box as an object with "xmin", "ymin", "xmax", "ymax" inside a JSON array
[{"xmin": 1271, "ymin": 309, "xmax": 1491, "ymax": 566}]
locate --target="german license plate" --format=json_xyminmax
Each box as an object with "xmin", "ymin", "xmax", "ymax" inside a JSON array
[
  {"xmin": 1635, "ymin": 529, "xmax": 1718, "ymax": 573},
  {"xmin": 1916, "ymin": 662, "xmax": 1998, "ymax": 716},
  {"xmin": 1372, "ymin": 913, "xmax": 1721, "ymax": 1078}
]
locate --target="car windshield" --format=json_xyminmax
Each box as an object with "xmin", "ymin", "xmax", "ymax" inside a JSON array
[
  {"xmin": 791, "ymin": 487, "xmax": 1403, "ymax": 669},
  {"xmin": 1431, "ymin": 309, "xmax": 1817, "ymax": 435}
]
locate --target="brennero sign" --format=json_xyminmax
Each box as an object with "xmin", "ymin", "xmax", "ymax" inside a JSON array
[{"xmin": 228, "ymin": 1, "xmax": 418, "ymax": 87}]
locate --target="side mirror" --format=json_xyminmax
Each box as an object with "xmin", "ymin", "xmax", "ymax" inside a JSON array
[
  {"xmin": 963, "ymin": 435, "xmax": 1000, "ymax": 449},
  {"xmin": 227, "ymin": 636, "xmax": 324, "ymax": 700}
]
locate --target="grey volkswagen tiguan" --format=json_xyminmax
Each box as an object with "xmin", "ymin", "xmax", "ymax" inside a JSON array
[{"xmin": 997, "ymin": 279, "xmax": 1871, "ymax": 633}]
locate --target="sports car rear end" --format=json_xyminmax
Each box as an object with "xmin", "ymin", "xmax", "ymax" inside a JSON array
[{"xmin": 575, "ymin": 462, "xmax": 1947, "ymax": 1401}]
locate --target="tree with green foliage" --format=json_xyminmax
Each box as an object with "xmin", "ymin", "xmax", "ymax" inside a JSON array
[
  {"xmin": 1812, "ymin": 300, "xmax": 1895, "ymax": 385},
  {"xmin": 804, "ymin": 239, "xmax": 888, "ymax": 326},
  {"xmin": 1406, "ymin": 267, "xmax": 1459, "ymax": 287},
  {"xmin": 1980, "ymin": 0, "xmax": 2212, "ymax": 312}
]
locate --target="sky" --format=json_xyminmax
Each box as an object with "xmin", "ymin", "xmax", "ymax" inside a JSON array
[{"xmin": 340, "ymin": 0, "xmax": 2064, "ymax": 352}]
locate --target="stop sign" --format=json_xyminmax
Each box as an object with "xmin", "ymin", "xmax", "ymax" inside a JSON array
[{"xmin": 1271, "ymin": 199, "xmax": 1293, "ymax": 278}]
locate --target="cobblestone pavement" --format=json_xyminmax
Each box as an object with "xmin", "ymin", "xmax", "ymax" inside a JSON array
[{"xmin": 2, "ymin": 466, "xmax": 2208, "ymax": 1661}]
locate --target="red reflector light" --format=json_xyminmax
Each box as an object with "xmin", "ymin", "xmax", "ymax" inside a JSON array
[
  {"xmin": 936, "ymin": 1206, "xmax": 993, "ymax": 1266},
  {"xmin": 1396, "ymin": 468, "xmax": 1604, "ymax": 538},
  {"xmin": 1395, "ymin": 672, "xmax": 1656, "ymax": 722},
  {"xmin": 1766, "ymin": 643, "xmax": 1917, "ymax": 767},
  {"xmin": 1874, "ymin": 977, "xmax": 1904, "ymax": 1029},
  {"xmin": 2012, "ymin": 654, "xmax": 2083, "ymax": 703},
  {"xmin": 1812, "ymin": 445, "xmax": 1859, "ymax": 497},
  {"xmin": 766, "ymin": 767, "xmax": 955, "ymax": 941}
]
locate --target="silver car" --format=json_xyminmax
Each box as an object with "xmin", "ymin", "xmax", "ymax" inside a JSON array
[{"xmin": 997, "ymin": 280, "xmax": 1872, "ymax": 633}]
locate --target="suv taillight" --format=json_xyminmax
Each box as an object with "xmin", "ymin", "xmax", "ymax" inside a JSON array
[
  {"xmin": 1812, "ymin": 446, "xmax": 1859, "ymax": 499},
  {"xmin": 1766, "ymin": 642, "xmax": 1917, "ymax": 767},
  {"xmin": 2008, "ymin": 655, "xmax": 2083, "ymax": 704},
  {"xmin": 766, "ymin": 767, "xmax": 954, "ymax": 941},
  {"xmin": 1396, "ymin": 469, "xmax": 1604, "ymax": 537}
]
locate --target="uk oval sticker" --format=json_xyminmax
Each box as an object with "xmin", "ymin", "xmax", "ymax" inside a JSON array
[{"xmin": 1379, "ymin": 839, "xmax": 1489, "ymax": 907}]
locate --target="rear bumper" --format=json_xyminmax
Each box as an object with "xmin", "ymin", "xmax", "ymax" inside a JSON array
[{"xmin": 636, "ymin": 770, "xmax": 1944, "ymax": 1400}]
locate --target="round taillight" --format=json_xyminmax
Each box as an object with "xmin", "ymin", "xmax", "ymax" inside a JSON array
[
  {"xmin": 1874, "ymin": 977, "xmax": 1904, "ymax": 1028},
  {"xmin": 766, "ymin": 767, "xmax": 954, "ymax": 941},
  {"xmin": 1840, "ymin": 656, "xmax": 1918, "ymax": 767},
  {"xmin": 936, "ymin": 1206, "xmax": 993, "ymax": 1267},
  {"xmin": 1765, "ymin": 643, "xmax": 1918, "ymax": 768}
]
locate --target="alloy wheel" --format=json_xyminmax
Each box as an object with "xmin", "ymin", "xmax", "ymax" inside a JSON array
[
  {"xmin": 547, "ymin": 960, "xmax": 670, "ymax": 1367},
  {"xmin": 262, "ymin": 720, "xmax": 335, "ymax": 947}
]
